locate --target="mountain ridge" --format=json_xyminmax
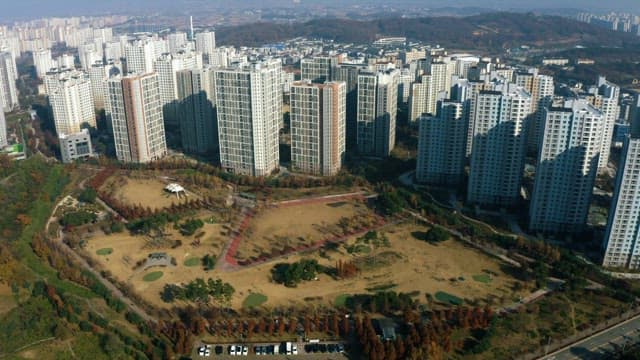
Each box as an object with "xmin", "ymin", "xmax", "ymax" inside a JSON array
[{"xmin": 216, "ymin": 12, "xmax": 640, "ymax": 51}]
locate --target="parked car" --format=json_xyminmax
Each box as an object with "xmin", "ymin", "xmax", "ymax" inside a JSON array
[
  {"xmin": 242, "ymin": 345, "xmax": 248, "ymax": 356},
  {"xmin": 229, "ymin": 345, "xmax": 237, "ymax": 356},
  {"xmin": 215, "ymin": 346, "xmax": 223, "ymax": 355},
  {"xmin": 292, "ymin": 344, "xmax": 298, "ymax": 355}
]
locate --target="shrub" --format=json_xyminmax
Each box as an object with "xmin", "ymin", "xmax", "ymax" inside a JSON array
[
  {"xmin": 423, "ymin": 227, "xmax": 450, "ymax": 243},
  {"xmin": 78, "ymin": 187, "xmax": 97, "ymax": 203}
]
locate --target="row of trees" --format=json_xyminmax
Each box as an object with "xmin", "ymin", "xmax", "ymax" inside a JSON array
[
  {"xmin": 169, "ymin": 308, "xmax": 351, "ymax": 339},
  {"xmin": 102, "ymin": 158, "xmax": 369, "ymax": 189},
  {"xmin": 356, "ymin": 306, "xmax": 494, "ymax": 360}
]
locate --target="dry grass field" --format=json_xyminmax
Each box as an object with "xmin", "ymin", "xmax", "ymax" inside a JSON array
[
  {"xmin": 235, "ymin": 200, "xmax": 371, "ymax": 261},
  {"xmin": 83, "ymin": 221, "xmax": 227, "ymax": 308},
  {"xmin": 217, "ymin": 221, "xmax": 525, "ymax": 309},
  {"xmin": 100, "ymin": 175, "xmax": 197, "ymax": 210},
  {"xmin": 83, "ymin": 214, "xmax": 525, "ymax": 310}
]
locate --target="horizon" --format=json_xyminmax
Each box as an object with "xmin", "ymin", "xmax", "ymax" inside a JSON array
[{"xmin": 2, "ymin": 0, "xmax": 640, "ymax": 22}]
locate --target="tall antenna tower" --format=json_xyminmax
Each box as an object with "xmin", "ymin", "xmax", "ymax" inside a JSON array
[{"xmin": 189, "ymin": 16, "xmax": 194, "ymax": 40}]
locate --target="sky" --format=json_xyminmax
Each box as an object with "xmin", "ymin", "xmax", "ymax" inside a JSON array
[{"xmin": 1, "ymin": 0, "xmax": 640, "ymax": 21}]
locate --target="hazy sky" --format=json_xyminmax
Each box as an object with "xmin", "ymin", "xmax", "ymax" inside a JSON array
[{"xmin": 1, "ymin": 0, "xmax": 640, "ymax": 21}]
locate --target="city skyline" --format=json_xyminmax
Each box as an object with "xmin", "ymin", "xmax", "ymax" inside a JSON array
[{"xmin": 3, "ymin": 6, "xmax": 640, "ymax": 359}]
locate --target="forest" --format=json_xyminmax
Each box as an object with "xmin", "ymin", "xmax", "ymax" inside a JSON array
[{"xmin": 216, "ymin": 12, "xmax": 640, "ymax": 50}]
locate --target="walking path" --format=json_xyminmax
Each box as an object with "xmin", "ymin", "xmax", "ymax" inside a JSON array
[
  {"xmin": 45, "ymin": 190, "xmax": 155, "ymax": 323},
  {"xmin": 217, "ymin": 192, "xmax": 380, "ymax": 272}
]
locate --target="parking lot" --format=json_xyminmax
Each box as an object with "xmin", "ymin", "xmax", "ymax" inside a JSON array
[{"xmin": 193, "ymin": 341, "xmax": 350, "ymax": 359}]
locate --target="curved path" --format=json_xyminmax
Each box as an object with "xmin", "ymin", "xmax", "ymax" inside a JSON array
[{"xmin": 45, "ymin": 181, "xmax": 155, "ymax": 323}]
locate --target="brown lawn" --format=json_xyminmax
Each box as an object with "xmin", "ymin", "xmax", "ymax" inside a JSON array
[
  {"xmin": 218, "ymin": 222, "xmax": 524, "ymax": 309},
  {"xmin": 83, "ymin": 221, "xmax": 227, "ymax": 308},
  {"xmin": 235, "ymin": 201, "xmax": 371, "ymax": 261},
  {"xmin": 101, "ymin": 175, "xmax": 197, "ymax": 210},
  {"xmin": 82, "ymin": 218, "xmax": 525, "ymax": 311}
]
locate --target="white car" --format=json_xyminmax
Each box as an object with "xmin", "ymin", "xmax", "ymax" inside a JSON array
[
  {"xmin": 198, "ymin": 346, "xmax": 206, "ymax": 356},
  {"xmin": 242, "ymin": 346, "xmax": 248, "ymax": 356},
  {"xmin": 292, "ymin": 344, "xmax": 298, "ymax": 355},
  {"xmin": 229, "ymin": 345, "xmax": 237, "ymax": 356}
]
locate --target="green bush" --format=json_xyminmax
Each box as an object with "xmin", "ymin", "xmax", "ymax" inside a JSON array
[
  {"xmin": 60, "ymin": 210, "xmax": 97, "ymax": 227},
  {"xmin": 160, "ymin": 278, "xmax": 234, "ymax": 304},
  {"xmin": 202, "ymin": 254, "xmax": 216, "ymax": 270},
  {"xmin": 179, "ymin": 218, "xmax": 204, "ymax": 236},
  {"xmin": 423, "ymin": 227, "xmax": 450, "ymax": 243},
  {"xmin": 271, "ymin": 259, "xmax": 322, "ymax": 287},
  {"xmin": 78, "ymin": 187, "xmax": 97, "ymax": 203}
]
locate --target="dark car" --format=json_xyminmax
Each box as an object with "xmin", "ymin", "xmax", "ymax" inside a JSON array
[
  {"xmin": 215, "ymin": 345, "xmax": 223, "ymax": 355},
  {"xmin": 266, "ymin": 345, "xmax": 274, "ymax": 355},
  {"xmin": 319, "ymin": 344, "xmax": 327, "ymax": 353},
  {"xmin": 327, "ymin": 344, "xmax": 337, "ymax": 353}
]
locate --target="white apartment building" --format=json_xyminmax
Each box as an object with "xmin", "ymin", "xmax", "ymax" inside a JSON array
[
  {"xmin": 300, "ymin": 56, "xmax": 338, "ymax": 84},
  {"xmin": 529, "ymin": 100, "xmax": 604, "ymax": 233},
  {"xmin": 290, "ymin": 80, "xmax": 346, "ymax": 176},
  {"xmin": 153, "ymin": 51, "xmax": 202, "ymax": 126},
  {"xmin": 48, "ymin": 71, "xmax": 96, "ymax": 135},
  {"xmin": 334, "ymin": 62, "xmax": 367, "ymax": 148},
  {"xmin": 468, "ymin": 85, "xmax": 531, "ymax": 207},
  {"xmin": 167, "ymin": 32, "xmax": 188, "ymax": 54},
  {"xmin": 0, "ymin": 52, "xmax": 18, "ymax": 111},
  {"xmin": 78, "ymin": 43, "xmax": 101, "ymax": 71},
  {"xmin": 0, "ymin": 109, "xmax": 7, "ymax": 147},
  {"xmin": 416, "ymin": 100, "xmax": 467, "ymax": 186},
  {"xmin": 125, "ymin": 39, "xmax": 157, "ymax": 74},
  {"xmin": 602, "ymin": 133, "xmax": 640, "ymax": 269},
  {"xmin": 88, "ymin": 60, "xmax": 123, "ymax": 110},
  {"xmin": 32, "ymin": 48, "xmax": 55, "ymax": 78},
  {"xmin": 195, "ymin": 31, "xmax": 216, "ymax": 64},
  {"xmin": 106, "ymin": 73, "xmax": 167, "ymax": 163},
  {"xmin": 357, "ymin": 68, "xmax": 399, "ymax": 157},
  {"xmin": 408, "ymin": 60, "xmax": 454, "ymax": 121},
  {"xmin": 104, "ymin": 40, "xmax": 123, "ymax": 62},
  {"xmin": 398, "ymin": 69, "xmax": 413, "ymax": 104},
  {"xmin": 588, "ymin": 76, "xmax": 620, "ymax": 171},
  {"xmin": 215, "ymin": 59, "xmax": 282, "ymax": 176},
  {"xmin": 464, "ymin": 80, "xmax": 492, "ymax": 156},
  {"xmin": 514, "ymin": 69, "xmax": 554, "ymax": 153},
  {"xmin": 57, "ymin": 54, "xmax": 75, "ymax": 69},
  {"xmin": 177, "ymin": 67, "xmax": 218, "ymax": 154},
  {"xmin": 59, "ymin": 129, "xmax": 94, "ymax": 163}
]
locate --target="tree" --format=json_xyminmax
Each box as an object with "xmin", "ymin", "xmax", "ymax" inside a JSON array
[
  {"xmin": 78, "ymin": 187, "xmax": 97, "ymax": 203},
  {"xmin": 422, "ymin": 227, "xmax": 449, "ymax": 243},
  {"xmin": 271, "ymin": 260, "xmax": 322, "ymax": 287},
  {"xmin": 376, "ymin": 186, "xmax": 405, "ymax": 215},
  {"xmin": 179, "ymin": 218, "xmax": 204, "ymax": 236},
  {"xmin": 202, "ymin": 255, "xmax": 216, "ymax": 271},
  {"xmin": 101, "ymin": 333, "xmax": 125, "ymax": 358}
]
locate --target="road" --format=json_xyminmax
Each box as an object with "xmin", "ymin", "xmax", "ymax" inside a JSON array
[{"xmin": 541, "ymin": 314, "xmax": 640, "ymax": 360}]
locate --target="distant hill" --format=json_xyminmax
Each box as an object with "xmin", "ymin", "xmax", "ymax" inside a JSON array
[{"xmin": 216, "ymin": 12, "xmax": 640, "ymax": 51}]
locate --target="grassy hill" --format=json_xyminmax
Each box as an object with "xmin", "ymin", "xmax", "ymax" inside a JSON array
[{"xmin": 216, "ymin": 12, "xmax": 640, "ymax": 51}]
